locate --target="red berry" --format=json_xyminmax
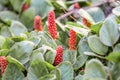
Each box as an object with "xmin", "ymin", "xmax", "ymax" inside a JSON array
[
  {"xmin": 74, "ymin": 3, "xmax": 80, "ymax": 9},
  {"xmin": 54, "ymin": 46, "xmax": 63, "ymax": 66},
  {"xmin": 82, "ymin": 18, "xmax": 91, "ymax": 27},
  {"xmin": 48, "ymin": 10, "xmax": 57, "ymax": 39},
  {"xmin": 34, "ymin": 15, "xmax": 43, "ymax": 31},
  {"xmin": 69, "ymin": 29, "xmax": 77, "ymax": 50},
  {"xmin": 22, "ymin": 3, "xmax": 29, "ymax": 12},
  {"xmin": 0, "ymin": 56, "xmax": 8, "ymax": 76}
]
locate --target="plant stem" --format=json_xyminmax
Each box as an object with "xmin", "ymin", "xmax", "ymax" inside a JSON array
[{"xmin": 56, "ymin": 10, "xmax": 74, "ymax": 21}]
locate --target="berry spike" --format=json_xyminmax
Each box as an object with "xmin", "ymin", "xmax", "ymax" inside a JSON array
[
  {"xmin": 48, "ymin": 10, "xmax": 57, "ymax": 39},
  {"xmin": 34, "ymin": 15, "xmax": 43, "ymax": 31},
  {"xmin": 22, "ymin": 3, "xmax": 30, "ymax": 12},
  {"xmin": 0, "ymin": 56, "xmax": 8, "ymax": 76},
  {"xmin": 69, "ymin": 29, "xmax": 77, "ymax": 50},
  {"xmin": 54, "ymin": 46, "xmax": 63, "ymax": 66},
  {"xmin": 82, "ymin": 18, "xmax": 91, "ymax": 27},
  {"xmin": 74, "ymin": 3, "xmax": 80, "ymax": 9}
]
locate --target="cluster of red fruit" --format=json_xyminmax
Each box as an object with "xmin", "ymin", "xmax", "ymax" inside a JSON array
[{"xmin": 34, "ymin": 10, "xmax": 77, "ymax": 66}]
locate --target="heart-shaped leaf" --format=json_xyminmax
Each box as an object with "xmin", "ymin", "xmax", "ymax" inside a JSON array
[
  {"xmin": 63, "ymin": 50, "xmax": 77, "ymax": 64},
  {"xmin": 9, "ymin": 21, "xmax": 28, "ymax": 36},
  {"xmin": 0, "ymin": 11, "xmax": 18, "ymax": 24},
  {"xmin": 87, "ymin": 7, "xmax": 105, "ymax": 23},
  {"xmin": 0, "ymin": 26, "xmax": 12, "ymax": 37},
  {"xmin": 84, "ymin": 59, "xmax": 107, "ymax": 79},
  {"xmin": 88, "ymin": 35, "xmax": 108, "ymax": 55},
  {"xmin": 9, "ymin": 41, "xmax": 34, "ymax": 64},
  {"xmin": 9, "ymin": 0, "xmax": 24, "ymax": 12},
  {"xmin": 2, "ymin": 63, "xmax": 25, "ymax": 80},
  {"xmin": 100, "ymin": 19, "xmax": 119, "ymax": 46},
  {"xmin": 57, "ymin": 61, "xmax": 74, "ymax": 80},
  {"xmin": 38, "ymin": 74, "xmax": 56, "ymax": 80},
  {"xmin": 31, "ymin": 0, "xmax": 53, "ymax": 19},
  {"xmin": 27, "ymin": 59, "xmax": 49, "ymax": 80},
  {"xmin": 20, "ymin": 7, "xmax": 35, "ymax": 31}
]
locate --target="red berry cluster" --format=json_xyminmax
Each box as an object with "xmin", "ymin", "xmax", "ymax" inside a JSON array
[
  {"xmin": 54, "ymin": 46, "xmax": 63, "ymax": 66},
  {"xmin": 22, "ymin": 3, "xmax": 30, "ymax": 12},
  {"xmin": 48, "ymin": 10, "xmax": 58, "ymax": 39},
  {"xmin": 82, "ymin": 18, "xmax": 91, "ymax": 27},
  {"xmin": 34, "ymin": 15, "xmax": 43, "ymax": 31},
  {"xmin": 74, "ymin": 3, "xmax": 80, "ymax": 9},
  {"xmin": 0, "ymin": 56, "xmax": 8, "ymax": 76},
  {"xmin": 69, "ymin": 29, "xmax": 77, "ymax": 50}
]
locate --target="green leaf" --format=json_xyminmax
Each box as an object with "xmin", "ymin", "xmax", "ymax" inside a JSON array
[
  {"xmin": 111, "ymin": 62, "xmax": 120, "ymax": 80},
  {"xmin": 73, "ymin": 55, "xmax": 87, "ymax": 70},
  {"xmin": 9, "ymin": 0, "xmax": 24, "ymax": 12},
  {"xmin": 2, "ymin": 63, "xmax": 25, "ymax": 80},
  {"xmin": 2, "ymin": 38, "xmax": 15, "ymax": 49},
  {"xmin": 0, "ymin": 11, "xmax": 18, "ymax": 24},
  {"xmin": 75, "ymin": 75, "xmax": 84, "ymax": 80},
  {"xmin": 106, "ymin": 52, "xmax": 120, "ymax": 63},
  {"xmin": 100, "ymin": 19, "xmax": 119, "ymax": 46},
  {"xmin": 88, "ymin": 35, "xmax": 108, "ymax": 55},
  {"xmin": 50, "ymin": 68, "xmax": 61, "ymax": 80},
  {"xmin": 79, "ymin": 9, "xmax": 95, "ymax": 24},
  {"xmin": 0, "ymin": 26, "xmax": 12, "ymax": 37},
  {"xmin": 29, "ymin": 36, "xmax": 41, "ymax": 48},
  {"xmin": 74, "ymin": 37, "xmax": 91, "ymax": 70},
  {"xmin": 44, "ymin": 50, "xmax": 56, "ymax": 64},
  {"xmin": 31, "ymin": 0, "xmax": 53, "ymax": 19},
  {"xmin": 0, "ymin": 35, "xmax": 5, "ymax": 48},
  {"xmin": 44, "ymin": 61, "xmax": 55, "ymax": 71},
  {"xmin": 90, "ymin": 21, "xmax": 102, "ymax": 34},
  {"xmin": 63, "ymin": 50, "xmax": 77, "ymax": 64},
  {"xmin": 7, "ymin": 56, "xmax": 25, "ymax": 71},
  {"xmin": 112, "ymin": 6, "xmax": 120, "ymax": 16},
  {"xmin": 87, "ymin": 7, "xmax": 105, "ymax": 23},
  {"xmin": 20, "ymin": 7, "xmax": 35, "ymax": 31},
  {"xmin": 57, "ymin": 62, "xmax": 74, "ymax": 80},
  {"xmin": 0, "ymin": 49, "xmax": 9, "ymax": 56},
  {"xmin": 9, "ymin": 21, "xmax": 28, "ymax": 36},
  {"xmin": 84, "ymin": 59, "xmax": 107, "ymax": 79},
  {"xmin": 113, "ymin": 43, "xmax": 120, "ymax": 52},
  {"xmin": 9, "ymin": 41, "xmax": 34, "ymax": 64},
  {"xmin": 39, "ymin": 74, "xmax": 56, "ymax": 80},
  {"xmin": 27, "ymin": 59, "xmax": 49, "ymax": 80}
]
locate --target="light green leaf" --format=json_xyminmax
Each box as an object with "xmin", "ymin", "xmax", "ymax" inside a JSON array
[
  {"xmin": 106, "ymin": 52, "xmax": 120, "ymax": 63},
  {"xmin": 0, "ymin": 35, "xmax": 5, "ymax": 48},
  {"xmin": 100, "ymin": 19, "xmax": 119, "ymax": 46},
  {"xmin": 27, "ymin": 59, "xmax": 49, "ymax": 80},
  {"xmin": 20, "ymin": 7, "xmax": 35, "ymax": 31},
  {"xmin": 0, "ymin": 49, "xmax": 9, "ymax": 56},
  {"xmin": 2, "ymin": 63, "xmax": 25, "ymax": 80},
  {"xmin": 44, "ymin": 50, "xmax": 56, "ymax": 64},
  {"xmin": 0, "ymin": 26, "xmax": 12, "ymax": 37},
  {"xmin": 84, "ymin": 59, "xmax": 107, "ymax": 79},
  {"xmin": 57, "ymin": 62, "xmax": 74, "ymax": 80},
  {"xmin": 50, "ymin": 68, "xmax": 61, "ymax": 80},
  {"xmin": 75, "ymin": 75, "xmax": 84, "ymax": 80},
  {"xmin": 9, "ymin": 21, "xmax": 28, "ymax": 36},
  {"xmin": 7, "ymin": 56, "xmax": 25, "ymax": 71},
  {"xmin": 0, "ymin": 11, "xmax": 18, "ymax": 24},
  {"xmin": 9, "ymin": 41, "xmax": 34, "ymax": 64},
  {"xmin": 87, "ymin": 7, "xmax": 105, "ymax": 23},
  {"xmin": 88, "ymin": 35, "xmax": 108, "ymax": 55},
  {"xmin": 113, "ymin": 43, "xmax": 120, "ymax": 52},
  {"xmin": 112, "ymin": 6, "xmax": 120, "ymax": 16},
  {"xmin": 63, "ymin": 50, "xmax": 77, "ymax": 64},
  {"xmin": 9, "ymin": 0, "xmax": 24, "ymax": 12},
  {"xmin": 31, "ymin": 0, "xmax": 53, "ymax": 19},
  {"xmin": 39, "ymin": 74, "xmax": 56, "ymax": 80}
]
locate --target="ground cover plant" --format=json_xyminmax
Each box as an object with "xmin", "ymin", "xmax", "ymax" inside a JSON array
[{"xmin": 0, "ymin": 0, "xmax": 120, "ymax": 80}]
